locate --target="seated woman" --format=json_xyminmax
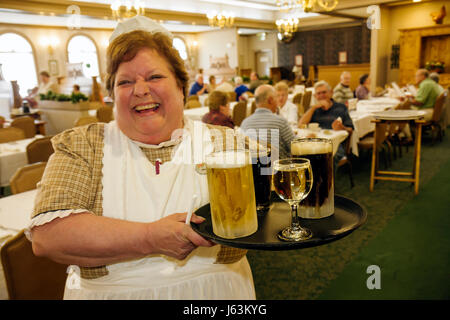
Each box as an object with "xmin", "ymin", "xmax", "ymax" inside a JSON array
[
  {"xmin": 355, "ymin": 74, "xmax": 370, "ymax": 100},
  {"xmin": 202, "ymin": 90, "xmax": 235, "ymax": 129}
]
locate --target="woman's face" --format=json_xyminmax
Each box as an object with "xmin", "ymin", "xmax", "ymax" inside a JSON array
[
  {"xmin": 276, "ymin": 89, "xmax": 288, "ymax": 108},
  {"xmin": 114, "ymin": 48, "xmax": 184, "ymax": 144}
]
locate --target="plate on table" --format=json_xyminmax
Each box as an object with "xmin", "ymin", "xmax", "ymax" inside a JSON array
[{"xmin": 191, "ymin": 194, "xmax": 367, "ymax": 251}]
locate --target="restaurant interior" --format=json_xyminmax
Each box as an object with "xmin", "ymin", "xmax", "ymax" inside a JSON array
[{"xmin": 0, "ymin": 0, "xmax": 449, "ymax": 301}]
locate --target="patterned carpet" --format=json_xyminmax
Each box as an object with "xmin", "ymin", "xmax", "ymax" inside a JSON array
[{"xmin": 247, "ymin": 127, "xmax": 450, "ymax": 300}]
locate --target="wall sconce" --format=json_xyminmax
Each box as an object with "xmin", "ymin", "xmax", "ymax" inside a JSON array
[{"xmin": 40, "ymin": 36, "xmax": 60, "ymax": 55}]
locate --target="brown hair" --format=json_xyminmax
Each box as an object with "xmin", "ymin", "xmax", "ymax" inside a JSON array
[
  {"xmin": 208, "ymin": 90, "xmax": 228, "ymax": 111},
  {"xmin": 39, "ymin": 71, "xmax": 50, "ymax": 78},
  {"xmin": 105, "ymin": 30, "xmax": 188, "ymax": 100}
]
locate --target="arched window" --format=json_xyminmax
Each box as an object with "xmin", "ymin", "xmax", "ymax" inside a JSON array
[
  {"xmin": 67, "ymin": 35, "xmax": 99, "ymax": 78},
  {"xmin": 0, "ymin": 33, "xmax": 37, "ymax": 97},
  {"xmin": 173, "ymin": 37, "xmax": 188, "ymax": 61}
]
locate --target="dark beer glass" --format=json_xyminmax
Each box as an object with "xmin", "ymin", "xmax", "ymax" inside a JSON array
[
  {"xmin": 251, "ymin": 149, "xmax": 272, "ymax": 214},
  {"xmin": 291, "ymin": 138, "xmax": 334, "ymax": 219}
]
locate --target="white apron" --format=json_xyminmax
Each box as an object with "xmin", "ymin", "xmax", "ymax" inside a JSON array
[{"xmin": 64, "ymin": 119, "xmax": 255, "ymax": 300}]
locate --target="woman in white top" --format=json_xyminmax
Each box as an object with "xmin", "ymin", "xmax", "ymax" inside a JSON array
[
  {"xmin": 28, "ymin": 16, "xmax": 255, "ymax": 300},
  {"xmin": 275, "ymin": 81, "xmax": 298, "ymax": 126}
]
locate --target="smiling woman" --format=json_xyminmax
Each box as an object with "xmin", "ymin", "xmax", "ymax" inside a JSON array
[{"xmin": 27, "ymin": 15, "xmax": 255, "ymax": 300}]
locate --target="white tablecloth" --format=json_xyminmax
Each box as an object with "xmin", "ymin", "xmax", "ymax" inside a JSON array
[
  {"xmin": 294, "ymin": 129, "xmax": 348, "ymax": 156},
  {"xmin": 349, "ymin": 111, "xmax": 376, "ymax": 157},
  {"xmin": 0, "ymin": 189, "xmax": 36, "ymax": 300},
  {"xmin": 183, "ymin": 107, "xmax": 209, "ymax": 122},
  {"xmin": 0, "ymin": 135, "xmax": 44, "ymax": 186},
  {"xmin": 356, "ymin": 97, "xmax": 400, "ymax": 113}
]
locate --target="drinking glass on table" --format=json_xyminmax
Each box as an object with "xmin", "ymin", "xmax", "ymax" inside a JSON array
[
  {"xmin": 272, "ymin": 158, "xmax": 313, "ymax": 241},
  {"xmin": 205, "ymin": 150, "xmax": 258, "ymax": 239},
  {"xmin": 250, "ymin": 147, "xmax": 272, "ymax": 215}
]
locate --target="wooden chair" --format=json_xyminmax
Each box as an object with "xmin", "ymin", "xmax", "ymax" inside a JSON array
[
  {"xmin": 0, "ymin": 115, "xmax": 5, "ymax": 128},
  {"xmin": 26, "ymin": 136, "xmax": 54, "ymax": 164},
  {"xmin": 0, "ymin": 127, "xmax": 26, "ymax": 143},
  {"xmin": 421, "ymin": 90, "xmax": 447, "ymax": 144},
  {"xmin": 250, "ymin": 101, "xmax": 257, "ymax": 115},
  {"xmin": 227, "ymin": 91, "xmax": 237, "ymax": 102},
  {"xmin": 336, "ymin": 133, "xmax": 354, "ymax": 188},
  {"xmin": 74, "ymin": 116, "xmax": 98, "ymax": 127},
  {"xmin": 292, "ymin": 92, "xmax": 303, "ymax": 105},
  {"xmin": 357, "ymin": 123, "xmax": 391, "ymax": 170},
  {"xmin": 96, "ymin": 106, "xmax": 114, "ymax": 123},
  {"xmin": 187, "ymin": 95, "xmax": 199, "ymax": 102},
  {"xmin": 185, "ymin": 99, "xmax": 202, "ymax": 109},
  {"xmin": 302, "ymin": 90, "xmax": 312, "ymax": 113},
  {"xmin": 232, "ymin": 101, "xmax": 247, "ymax": 127},
  {"xmin": 1, "ymin": 230, "xmax": 68, "ymax": 300},
  {"xmin": 10, "ymin": 162, "xmax": 47, "ymax": 194},
  {"xmin": 10, "ymin": 116, "xmax": 36, "ymax": 138}
]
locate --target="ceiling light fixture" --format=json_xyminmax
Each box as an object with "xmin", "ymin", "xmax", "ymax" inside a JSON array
[
  {"xmin": 206, "ymin": 11, "xmax": 235, "ymax": 29},
  {"xmin": 276, "ymin": 0, "xmax": 338, "ymax": 13},
  {"xmin": 110, "ymin": 0, "xmax": 145, "ymax": 21}
]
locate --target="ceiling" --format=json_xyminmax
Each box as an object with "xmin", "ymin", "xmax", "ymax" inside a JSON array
[{"xmin": 0, "ymin": 0, "xmax": 427, "ymax": 34}]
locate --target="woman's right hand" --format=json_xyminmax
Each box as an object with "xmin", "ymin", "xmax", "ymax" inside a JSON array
[{"xmin": 146, "ymin": 213, "xmax": 215, "ymax": 260}]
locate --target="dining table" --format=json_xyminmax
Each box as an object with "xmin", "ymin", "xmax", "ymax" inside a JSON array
[
  {"xmin": 0, "ymin": 135, "xmax": 44, "ymax": 186},
  {"xmin": 0, "ymin": 189, "xmax": 36, "ymax": 300}
]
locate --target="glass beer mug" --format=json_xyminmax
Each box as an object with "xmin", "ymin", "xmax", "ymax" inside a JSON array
[
  {"xmin": 205, "ymin": 150, "xmax": 258, "ymax": 239},
  {"xmin": 291, "ymin": 138, "xmax": 334, "ymax": 219}
]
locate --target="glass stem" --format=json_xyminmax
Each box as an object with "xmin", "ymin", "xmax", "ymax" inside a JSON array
[{"xmin": 291, "ymin": 203, "xmax": 301, "ymax": 232}]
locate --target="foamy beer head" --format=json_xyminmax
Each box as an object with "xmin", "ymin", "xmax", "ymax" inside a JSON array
[
  {"xmin": 205, "ymin": 151, "xmax": 258, "ymax": 239},
  {"xmin": 291, "ymin": 138, "xmax": 334, "ymax": 219},
  {"xmin": 291, "ymin": 138, "xmax": 332, "ymax": 156}
]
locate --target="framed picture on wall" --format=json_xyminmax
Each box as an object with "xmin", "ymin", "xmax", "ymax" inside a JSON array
[
  {"xmin": 338, "ymin": 51, "xmax": 347, "ymax": 65},
  {"xmin": 49, "ymin": 60, "xmax": 59, "ymax": 76},
  {"xmin": 295, "ymin": 54, "xmax": 303, "ymax": 66}
]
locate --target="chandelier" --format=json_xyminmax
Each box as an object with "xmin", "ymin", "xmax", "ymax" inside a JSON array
[
  {"xmin": 276, "ymin": 0, "xmax": 338, "ymax": 13},
  {"xmin": 276, "ymin": 17, "xmax": 299, "ymax": 35},
  {"xmin": 206, "ymin": 11, "xmax": 235, "ymax": 28},
  {"xmin": 110, "ymin": 0, "xmax": 145, "ymax": 21}
]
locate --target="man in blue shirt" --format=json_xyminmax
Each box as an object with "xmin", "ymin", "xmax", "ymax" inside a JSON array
[
  {"xmin": 189, "ymin": 74, "xmax": 207, "ymax": 96},
  {"xmin": 299, "ymin": 80, "xmax": 354, "ymax": 161},
  {"xmin": 234, "ymin": 76, "xmax": 249, "ymax": 101}
]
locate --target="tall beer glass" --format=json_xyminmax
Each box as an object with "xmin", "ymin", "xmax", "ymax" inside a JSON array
[
  {"xmin": 251, "ymin": 148, "xmax": 272, "ymax": 215},
  {"xmin": 205, "ymin": 150, "xmax": 258, "ymax": 239},
  {"xmin": 291, "ymin": 138, "xmax": 334, "ymax": 219}
]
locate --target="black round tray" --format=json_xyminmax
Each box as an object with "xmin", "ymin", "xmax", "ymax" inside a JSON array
[{"xmin": 191, "ymin": 194, "xmax": 367, "ymax": 250}]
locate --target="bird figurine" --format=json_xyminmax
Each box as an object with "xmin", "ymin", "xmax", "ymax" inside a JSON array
[{"xmin": 430, "ymin": 5, "xmax": 446, "ymax": 24}]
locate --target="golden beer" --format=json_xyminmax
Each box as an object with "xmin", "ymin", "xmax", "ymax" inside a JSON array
[{"xmin": 206, "ymin": 151, "xmax": 258, "ymax": 239}]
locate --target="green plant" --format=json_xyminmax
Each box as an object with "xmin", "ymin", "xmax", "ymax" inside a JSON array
[
  {"xmin": 425, "ymin": 61, "xmax": 445, "ymax": 73},
  {"xmin": 39, "ymin": 91, "xmax": 89, "ymax": 103}
]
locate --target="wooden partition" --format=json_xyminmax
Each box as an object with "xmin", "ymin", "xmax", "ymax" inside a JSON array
[{"xmin": 314, "ymin": 63, "xmax": 371, "ymax": 90}]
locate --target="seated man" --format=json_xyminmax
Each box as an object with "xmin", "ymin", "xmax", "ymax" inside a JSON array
[
  {"xmin": 240, "ymin": 84, "xmax": 295, "ymax": 159},
  {"xmin": 299, "ymin": 80, "xmax": 354, "ymax": 162},
  {"xmin": 333, "ymin": 71, "xmax": 354, "ymax": 105},
  {"xmin": 409, "ymin": 69, "xmax": 441, "ymax": 121},
  {"xmin": 248, "ymin": 72, "xmax": 263, "ymax": 94},
  {"xmin": 234, "ymin": 76, "xmax": 249, "ymax": 101},
  {"xmin": 189, "ymin": 74, "xmax": 207, "ymax": 96},
  {"xmin": 201, "ymin": 90, "xmax": 235, "ymax": 129},
  {"xmin": 275, "ymin": 81, "xmax": 298, "ymax": 127}
]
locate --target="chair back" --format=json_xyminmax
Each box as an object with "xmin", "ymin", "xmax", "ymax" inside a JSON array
[
  {"xmin": 302, "ymin": 90, "xmax": 312, "ymax": 112},
  {"xmin": 250, "ymin": 101, "xmax": 257, "ymax": 115},
  {"xmin": 227, "ymin": 91, "xmax": 237, "ymax": 102},
  {"xmin": 185, "ymin": 99, "xmax": 202, "ymax": 109},
  {"xmin": 187, "ymin": 95, "xmax": 199, "ymax": 102},
  {"xmin": 0, "ymin": 127, "xmax": 26, "ymax": 143},
  {"xmin": 96, "ymin": 106, "xmax": 114, "ymax": 123},
  {"xmin": 10, "ymin": 162, "xmax": 47, "ymax": 194},
  {"xmin": 10, "ymin": 116, "xmax": 35, "ymax": 138},
  {"xmin": 292, "ymin": 93, "xmax": 303, "ymax": 105},
  {"xmin": 0, "ymin": 115, "xmax": 5, "ymax": 128},
  {"xmin": 431, "ymin": 90, "xmax": 447, "ymax": 123},
  {"xmin": 74, "ymin": 116, "xmax": 98, "ymax": 127},
  {"xmin": 26, "ymin": 136, "xmax": 54, "ymax": 164},
  {"xmin": 1, "ymin": 230, "xmax": 68, "ymax": 300},
  {"xmin": 232, "ymin": 101, "xmax": 247, "ymax": 127}
]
